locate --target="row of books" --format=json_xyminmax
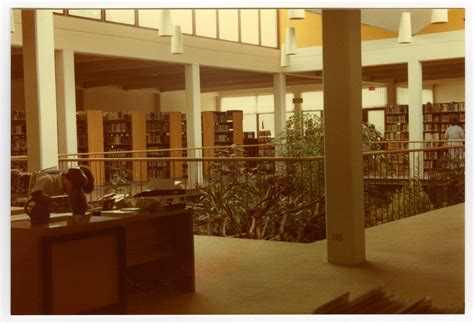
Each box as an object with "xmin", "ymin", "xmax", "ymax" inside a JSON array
[{"xmin": 423, "ymin": 102, "xmax": 465, "ymax": 113}]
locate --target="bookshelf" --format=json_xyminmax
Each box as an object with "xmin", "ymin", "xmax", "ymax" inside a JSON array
[
  {"xmin": 11, "ymin": 110, "xmax": 27, "ymax": 171},
  {"xmin": 257, "ymin": 130, "xmax": 275, "ymax": 157},
  {"xmin": 423, "ymin": 102, "xmax": 465, "ymax": 171},
  {"xmin": 144, "ymin": 111, "xmax": 184, "ymax": 180},
  {"xmin": 103, "ymin": 112, "xmax": 133, "ymax": 184},
  {"xmin": 76, "ymin": 110, "xmax": 105, "ymax": 185},
  {"xmin": 202, "ymin": 110, "xmax": 244, "ymax": 155},
  {"xmin": 201, "ymin": 110, "xmax": 244, "ymax": 174},
  {"xmin": 384, "ymin": 104, "xmax": 409, "ymax": 177}
]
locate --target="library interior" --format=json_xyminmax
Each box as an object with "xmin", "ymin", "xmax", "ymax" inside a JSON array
[{"xmin": 6, "ymin": 6, "xmax": 469, "ymax": 317}]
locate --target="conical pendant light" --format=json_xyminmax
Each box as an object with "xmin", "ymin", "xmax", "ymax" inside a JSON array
[
  {"xmin": 288, "ymin": 9, "xmax": 305, "ymax": 20},
  {"xmin": 431, "ymin": 9, "xmax": 448, "ymax": 24},
  {"xmin": 11, "ymin": 10, "xmax": 15, "ymax": 33},
  {"xmin": 285, "ymin": 27, "xmax": 297, "ymax": 55},
  {"xmin": 280, "ymin": 43, "xmax": 290, "ymax": 67},
  {"xmin": 158, "ymin": 9, "xmax": 173, "ymax": 37},
  {"xmin": 398, "ymin": 11, "xmax": 412, "ymax": 44},
  {"xmin": 171, "ymin": 25, "xmax": 183, "ymax": 54}
]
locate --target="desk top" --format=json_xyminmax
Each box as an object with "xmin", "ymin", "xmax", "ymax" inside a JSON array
[{"xmin": 11, "ymin": 208, "xmax": 191, "ymax": 232}]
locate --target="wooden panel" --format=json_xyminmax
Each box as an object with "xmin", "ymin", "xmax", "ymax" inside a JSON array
[
  {"xmin": 231, "ymin": 111, "xmax": 244, "ymax": 146},
  {"xmin": 86, "ymin": 110, "xmax": 105, "ymax": 185},
  {"xmin": 131, "ymin": 110, "xmax": 147, "ymax": 182},
  {"xmin": 169, "ymin": 112, "xmax": 183, "ymax": 178},
  {"xmin": 47, "ymin": 233, "xmax": 121, "ymax": 314},
  {"xmin": 201, "ymin": 112, "xmax": 215, "ymax": 176}
]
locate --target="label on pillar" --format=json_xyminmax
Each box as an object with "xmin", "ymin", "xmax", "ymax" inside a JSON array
[{"xmin": 292, "ymin": 98, "xmax": 303, "ymax": 104}]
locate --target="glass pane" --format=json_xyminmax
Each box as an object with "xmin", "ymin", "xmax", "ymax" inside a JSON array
[
  {"xmin": 138, "ymin": 9, "xmax": 160, "ymax": 29},
  {"xmin": 362, "ymin": 87, "xmax": 387, "ymax": 108},
  {"xmin": 260, "ymin": 9, "xmax": 277, "ymax": 47},
  {"xmin": 302, "ymin": 91, "xmax": 324, "ymax": 111},
  {"xmin": 243, "ymin": 114, "xmax": 257, "ymax": 133},
  {"xmin": 396, "ymin": 87, "xmax": 408, "ymax": 105},
  {"xmin": 218, "ymin": 9, "xmax": 239, "ymax": 41},
  {"xmin": 171, "ymin": 9, "xmax": 193, "ymax": 34},
  {"xmin": 286, "ymin": 93, "xmax": 294, "ymax": 112},
  {"xmin": 68, "ymin": 10, "xmax": 102, "ymax": 20},
  {"xmin": 422, "ymin": 89, "xmax": 433, "ymax": 104},
  {"xmin": 240, "ymin": 9, "xmax": 259, "ymax": 45},
  {"xmin": 195, "ymin": 9, "xmax": 217, "ymax": 38},
  {"xmin": 368, "ymin": 110, "xmax": 385, "ymax": 135},
  {"xmin": 257, "ymin": 95, "xmax": 274, "ymax": 113},
  {"xmin": 259, "ymin": 113, "xmax": 275, "ymax": 136},
  {"xmin": 105, "ymin": 9, "xmax": 135, "ymax": 25}
]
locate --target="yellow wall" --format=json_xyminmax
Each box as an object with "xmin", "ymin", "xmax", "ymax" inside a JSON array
[
  {"xmin": 279, "ymin": 9, "xmax": 464, "ymax": 49},
  {"xmin": 278, "ymin": 10, "xmax": 322, "ymax": 47},
  {"xmin": 416, "ymin": 9, "xmax": 465, "ymax": 35},
  {"xmin": 361, "ymin": 24, "xmax": 397, "ymax": 41}
]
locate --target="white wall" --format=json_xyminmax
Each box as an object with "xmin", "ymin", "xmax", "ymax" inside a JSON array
[
  {"xmin": 160, "ymin": 91, "xmax": 218, "ymax": 112},
  {"xmin": 84, "ymin": 86, "xmax": 156, "ymax": 112},
  {"xmin": 433, "ymin": 83, "xmax": 465, "ymax": 103}
]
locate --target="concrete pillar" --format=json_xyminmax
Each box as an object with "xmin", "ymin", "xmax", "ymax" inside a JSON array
[
  {"xmin": 185, "ymin": 63, "xmax": 204, "ymax": 187},
  {"xmin": 55, "ymin": 49, "xmax": 78, "ymax": 163},
  {"xmin": 154, "ymin": 93, "xmax": 161, "ymax": 113},
  {"xmin": 386, "ymin": 81, "xmax": 397, "ymax": 106},
  {"xmin": 273, "ymin": 73, "xmax": 286, "ymax": 155},
  {"xmin": 293, "ymin": 90, "xmax": 303, "ymax": 116},
  {"xmin": 408, "ymin": 59, "xmax": 424, "ymax": 178},
  {"xmin": 322, "ymin": 9, "xmax": 366, "ymax": 265},
  {"xmin": 22, "ymin": 10, "xmax": 59, "ymax": 172}
]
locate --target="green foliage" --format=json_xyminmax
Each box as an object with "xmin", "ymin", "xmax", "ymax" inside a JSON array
[{"xmin": 191, "ymin": 112, "xmax": 445, "ymax": 243}]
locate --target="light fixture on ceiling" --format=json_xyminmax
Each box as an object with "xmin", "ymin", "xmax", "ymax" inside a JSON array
[
  {"xmin": 158, "ymin": 9, "xmax": 173, "ymax": 37},
  {"xmin": 11, "ymin": 10, "xmax": 15, "ymax": 33},
  {"xmin": 431, "ymin": 9, "xmax": 448, "ymax": 24},
  {"xmin": 398, "ymin": 11, "xmax": 412, "ymax": 44},
  {"xmin": 171, "ymin": 25, "xmax": 183, "ymax": 54},
  {"xmin": 280, "ymin": 43, "xmax": 290, "ymax": 67},
  {"xmin": 285, "ymin": 27, "xmax": 297, "ymax": 55},
  {"xmin": 288, "ymin": 9, "xmax": 305, "ymax": 20}
]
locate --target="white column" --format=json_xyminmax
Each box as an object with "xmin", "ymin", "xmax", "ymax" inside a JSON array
[
  {"xmin": 273, "ymin": 73, "xmax": 286, "ymax": 156},
  {"xmin": 293, "ymin": 90, "xmax": 303, "ymax": 116},
  {"xmin": 408, "ymin": 59, "xmax": 424, "ymax": 178},
  {"xmin": 322, "ymin": 9, "xmax": 366, "ymax": 265},
  {"xmin": 185, "ymin": 63, "xmax": 204, "ymax": 187},
  {"xmin": 55, "ymin": 49, "xmax": 78, "ymax": 166},
  {"xmin": 22, "ymin": 10, "xmax": 59, "ymax": 172}
]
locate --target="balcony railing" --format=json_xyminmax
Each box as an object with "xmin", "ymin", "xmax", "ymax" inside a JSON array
[{"xmin": 50, "ymin": 143, "xmax": 465, "ymax": 243}]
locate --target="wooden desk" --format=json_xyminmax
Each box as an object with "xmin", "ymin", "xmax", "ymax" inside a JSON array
[
  {"xmin": 102, "ymin": 209, "xmax": 195, "ymax": 292},
  {"xmin": 11, "ymin": 209, "xmax": 194, "ymax": 315},
  {"xmin": 11, "ymin": 216, "xmax": 126, "ymax": 315}
]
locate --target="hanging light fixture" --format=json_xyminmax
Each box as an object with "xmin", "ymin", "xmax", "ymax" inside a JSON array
[
  {"xmin": 431, "ymin": 9, "xmax": 448, "ymax": 24},
  {"xmin": 158, "ymin": 9, "xmax": 173, "ymax": 37},
  {"xmin": 285, "ymin": 27, "xmax": 297, "ymax": 55},
  {"xmin": 171, "ymin": 25, "xmax": 183, "ymax": 54},
  {"xmin": 398, "ymin": 11, "xmax": 412, "ymax": 44},
  {"xmin": 288, "ymin": 9, "xmax": 305, "ymax": 20},
  {"xmin": 280, "ymin": 43, "xmax": 290, "ymax": 67},
  {"xmin": 11, "ymin": 9, "xmax": 15, "ymax": 33}
]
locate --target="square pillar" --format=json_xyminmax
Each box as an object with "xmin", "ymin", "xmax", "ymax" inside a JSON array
[
  {"xmin": 322, "ymin": 9, "xmax": 366, "ymax": 265},
  {"xmin": 55, "ymin": 49, "xmax": 78, "ymax": 161},
  {"xmin": 408, "ymin": 59, "xmax": 424, "ymax": 178},
  {"xmin": 273, "ymin": 73, "xmax": 286, "ymax": 156},
  {"xmin": 185, "ymin": 63, "xmax": 204, "ymax": 187},
  {"xmin": 22, "ymin": 10, "xmax": 58, "ymax": 172}
]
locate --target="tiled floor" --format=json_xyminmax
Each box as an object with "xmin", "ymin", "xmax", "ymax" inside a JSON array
[{"xmin": 127, "ymin": 204, "xmax": 465, "ymax": 314}]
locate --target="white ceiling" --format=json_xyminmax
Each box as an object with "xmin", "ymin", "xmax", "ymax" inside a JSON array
[{"xmin": 308, "ymin": 9, "xmax": 450, "ymax": 34}]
